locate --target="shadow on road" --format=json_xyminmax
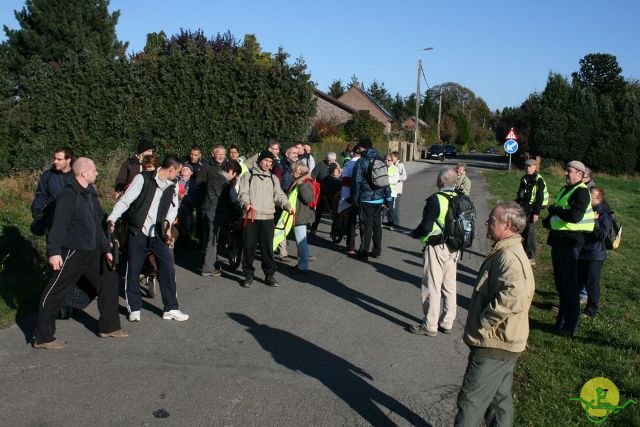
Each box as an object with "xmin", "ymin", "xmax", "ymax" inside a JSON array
[
  {"xmin": 284, "ymin": 268, "xmax": 422, "ymax": 327},
  {"xmin": 228, "ymin": 313, "xmax": 431, "ymax": 426}
]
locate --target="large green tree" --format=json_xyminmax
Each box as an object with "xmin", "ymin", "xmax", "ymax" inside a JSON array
[
  {"xmin": 571, "ymin": 53, "xmax": 627, "ymax": 97},
  {"xmin": 2, "ymin": 0, "xmax": 127, "ymax": 74}
]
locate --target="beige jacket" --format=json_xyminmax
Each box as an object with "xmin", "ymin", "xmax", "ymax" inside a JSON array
[
  {"xmin": 238, "ymin": 166, "xmax": 291, "ymax": 220},
  {"xmin": 463, "ymin": 234, "xmax": 535, "ymax": 353}
]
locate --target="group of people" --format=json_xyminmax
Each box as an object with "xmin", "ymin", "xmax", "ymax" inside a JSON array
[
  {"xmin": 28, "ymin": 140, "xmax": 614, "ymax": 425},
  {"xmin": 516, "ymin": 157, "xmax": 613, "ymax": 334},
  {"xmin": 27, "ymin": 137, "xmax": 412, "ymax": 348}
]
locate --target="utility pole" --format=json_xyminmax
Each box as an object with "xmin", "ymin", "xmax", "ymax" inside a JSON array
[
  {"xmin": 437, "ymin": 87, "xmax": 443, "ymax": 140},
  {"xmin": 414, "ymin": 47, "xmax": 433, "ymax": 146}
]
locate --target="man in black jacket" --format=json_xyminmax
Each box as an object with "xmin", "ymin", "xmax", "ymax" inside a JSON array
[
  {"xmin": 201, "ymin": 160, "xmax": 242, "ymax": 276},
  {"xmin": 33, "ymin": 158, "xmax": 128, "ymax": 349},
  {"xmin": 515, "ymin": 159, "xmax": 548, "ymax": 264},
  {"xmin": 30, "ymin": 146, "xmax": 74, "ymax": 235}
]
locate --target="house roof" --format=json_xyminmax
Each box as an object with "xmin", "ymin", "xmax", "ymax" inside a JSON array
[
  {"xmin": 313, "ymin": 88, "xmax": 357, "ymax": 114},
  {"xmin": 341, "ymin": 84, "xmax": 398, "ymax": 123}
]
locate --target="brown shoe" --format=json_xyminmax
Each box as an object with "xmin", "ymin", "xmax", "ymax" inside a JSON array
[
  {"xmin": 409, "ymin": 324, "xmax": 437, "ymax": 336},
  {"xmin": 99, "ymin": 329, "xmax": 130, "ymax": 338},
  {"xmin": 33, "ymin": 339, "xmax": 65, "ymax": 350}
]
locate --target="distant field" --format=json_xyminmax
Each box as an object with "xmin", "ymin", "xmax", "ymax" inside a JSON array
[{"xmin": 483, "ymin": 168, "xmax": 639, "ymax": 426}]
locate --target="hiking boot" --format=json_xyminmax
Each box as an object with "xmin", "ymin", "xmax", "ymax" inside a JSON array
[
  {"xmin": 368, "ymin": 251, "xmax": 381, "ymax": 258},
  {"xmin": 33, "ymin": 339, "xmax": 65, "ymax": 350},
  {"xmin": 409, "ymin": 324, "xmax": 437, "ymax": 336},
  {"xmin": 438, "ymin": 326, "xmax": 453, "ymax": 335},
  {"xmin": 99, "ymin": 329, "xmax": 130, "ymax": 338},
  {"xmin": 128, "ymin": 310, "xmax": 141, "ymax": 322},
  {"xmin": 162, "ymin": 309, "xmax": 189, "ymax": 321},
  {"xmin": 241, "ymin": 276, "xmax": 254, "ymax": 288},
  {"xmin": 265, "ymin": 274, "xmax": 279, "ymax": 287}
]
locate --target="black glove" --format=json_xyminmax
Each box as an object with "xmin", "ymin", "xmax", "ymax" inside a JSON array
[{"xmin": 32, "ymin": 209, "xmax": 44, "ymax": 221}]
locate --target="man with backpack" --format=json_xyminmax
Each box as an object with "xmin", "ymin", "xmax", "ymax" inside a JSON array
[
  {"xmin": 238, "ymin": 150, "xmax": 294, "ymax": 288},
  {"xmin": 349, "ymin": 137, "xmax": 391, "ymax": 261},
  {"xmin": 409, "ymin": 167, "xmax": 470, "ymax": 336},
  {"xmin": 515, "ymin": 159, "xmax": 548, "ymax": 265}
]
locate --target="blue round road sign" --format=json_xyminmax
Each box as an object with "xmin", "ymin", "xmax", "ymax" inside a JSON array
[{"xmin": 504, "ymin": 139, "xmax": 518, "ymax": 154}]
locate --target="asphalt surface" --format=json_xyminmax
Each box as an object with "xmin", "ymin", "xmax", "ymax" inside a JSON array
[{"xmin": 0, "ymin": 155, "xmax": 505, "ymax": 426}]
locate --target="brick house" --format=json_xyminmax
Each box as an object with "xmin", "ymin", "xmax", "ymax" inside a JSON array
[
  {"xmin": 312, "ymin": 88, "xmax": 357, "ymax": 125},
  {"xmin": 337, "ymin": 83, "xmax": 397, "ymax": 134}
]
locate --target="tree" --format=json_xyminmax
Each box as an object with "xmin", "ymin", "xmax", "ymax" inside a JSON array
[
  {"xmin": 342, "ymin": 110, "xmax": 384, "ymax": 142},
  {"xmin": 571, "ymin": 53, "xmax": 627, "ymax": 97},
  {"xmin": 366, "ymin": 80, "xmax": 393, "ymax": 112},
  {"xmin": 2, "ymin": 0, "xmax": 127, "ymax": 74},
  {"xmin": 328, "ymin": 79, "xmax": 345, "ymax": 98}
]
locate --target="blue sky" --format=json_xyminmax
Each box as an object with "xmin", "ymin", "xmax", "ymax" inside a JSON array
[{"xmin": 2, "ymin": 0, "xmax": 639, "ymax": 111}]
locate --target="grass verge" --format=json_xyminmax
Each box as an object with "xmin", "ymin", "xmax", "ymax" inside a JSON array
[
  {"xmin": 483, "ymin": 168, "xmax": 640, "ymax": 425},
  {"xmin": 0, "ymin": 154, "xmax": 124, "ymax": 329}
]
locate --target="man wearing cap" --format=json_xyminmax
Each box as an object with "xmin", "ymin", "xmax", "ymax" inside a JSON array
[
  {"xmin": 238, "ymin": 150, "xmax": 294, "ymax": 288},
  {"xmin": 516, "ymin": 159, "xmax": 549, "ymax": 265},
  {"xmin": 542, "ymin": 160, "xmax": 594, "ymax": 337},
  {"xmin": 114, "ymin": 139, "xmax": 155, "ymax": 199}
]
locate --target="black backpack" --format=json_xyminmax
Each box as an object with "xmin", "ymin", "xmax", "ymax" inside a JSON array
[{"xmin": 436, "ymin": 192, "xmax": 476, "ymax": 251}]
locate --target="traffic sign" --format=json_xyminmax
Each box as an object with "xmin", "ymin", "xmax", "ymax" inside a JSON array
[
  {"xmin": 505, "ymin": 127, "xmax": 518, "ymax": 140},
  {"xmin": 504, "ymin": 139, "xmax": 518, "ymax": 154}
]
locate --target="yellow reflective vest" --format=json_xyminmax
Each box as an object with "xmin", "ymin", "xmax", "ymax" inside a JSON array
[
  {"xmin": 419, "ymin": 191, "xmax": 455, "ymax": 243},
  {"xmin": 550, "ymin": 182, "xmax": 594, "ymax": 232},
  {"xmin": 530, "ymin": 174, "xmax": 549, "ymax": 207}
]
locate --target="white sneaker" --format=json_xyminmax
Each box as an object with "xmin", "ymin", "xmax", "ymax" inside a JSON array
[
  {"xmin": 162, "ymin": 309, "xmax": 189, "ymax": 321},
  {"xmin": 128, "ymin": 310, "xmax": 141, "ymax": 322}
]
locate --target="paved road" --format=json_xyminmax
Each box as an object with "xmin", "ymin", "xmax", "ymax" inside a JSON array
[{"xmin": 0, "ymin": 156, "xmax": 503, "ymax": 426}]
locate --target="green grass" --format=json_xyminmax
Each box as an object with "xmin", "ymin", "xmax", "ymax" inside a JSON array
[
  {"xmin": 0, "ymin": 166, "xmax": 119, "ymax": 329},
  {"xmin": 484, "ymin": 168, "xmax": 640, "ymax": 426}
]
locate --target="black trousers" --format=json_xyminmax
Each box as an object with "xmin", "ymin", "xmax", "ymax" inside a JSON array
[
  {"xmin": 242, "ymin": 219, "xmax": 276, "ymax": 278},
  {"xmin": 359, "ymin": 203, "xmax": 382, "ymax": 255},
  {"xmin": 551, "ymin": 245, "xmax": 581, "ymax": 334},
  {"xmin": 578, "ymin": 258, "xmax": 604, "ymax": 316},
  {"xmin": 35, "ymin": 248, "xmax": 121, "ymax": 344},
  {"xmin": 522, "ymin": 221, "xmax": 537, "ymax": 259}
]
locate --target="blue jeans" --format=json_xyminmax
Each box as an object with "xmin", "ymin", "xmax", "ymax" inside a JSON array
[
  {"xmin": 294, "ymin": 225, "xmax": 308, "ymax": 270},
  {"xmin": 126, "ymin": 232, "xmax": 179, "ymax": 313}
]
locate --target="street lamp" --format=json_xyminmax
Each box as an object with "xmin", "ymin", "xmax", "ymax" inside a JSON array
[{"xmin": 414, "ymin": 47, "xmax": 434, "ymax": 147}]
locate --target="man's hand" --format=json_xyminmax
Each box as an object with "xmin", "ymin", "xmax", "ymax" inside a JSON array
[
  {"xmin": 532, "ymin": 214, "xmax": 539, "ymax": 223},
  {"xmin": 49, "ymin": 255, "xmax": 63, "ymax": 271},
  {"xmin": 288, "ymin": 207, "xmax": 296, "ymax": 215},
  {"xmin": 113, "ymin": 191, "xmax": 122, "ymax": 200},
  {"xmin": 104, "ymin": 252, "xmax": 115, "ymax": 270},
  {"xmin": 107, "ymin": 221, "xmax": 116, "ymax": 235}
]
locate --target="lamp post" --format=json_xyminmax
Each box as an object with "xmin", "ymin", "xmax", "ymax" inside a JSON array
[{"xmin": 414, "ymin": 47, "xmax": 433, "ymax": 146}]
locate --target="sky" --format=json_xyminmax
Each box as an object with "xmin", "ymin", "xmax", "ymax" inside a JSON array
[{"xmin": 2, "ymin": 0, "xmax": 639, "ymax": 111}]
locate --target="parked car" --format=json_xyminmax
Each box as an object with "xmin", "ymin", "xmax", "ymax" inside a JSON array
[
  {"xmin": 444, "ymin": 144, "xmax": 457, "ymax": 157},
  {"xmin": 423, "ymin": 144, "xmax": 445, "ymax": 161},
  {"xmin": 483, "ymin": 147, "xmax": 498, "ymax": 154}
]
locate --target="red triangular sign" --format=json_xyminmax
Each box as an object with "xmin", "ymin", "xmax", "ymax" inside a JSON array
[{"xmin": 505, "ymin": 128, "xmax": 518, "ymax": 140}]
